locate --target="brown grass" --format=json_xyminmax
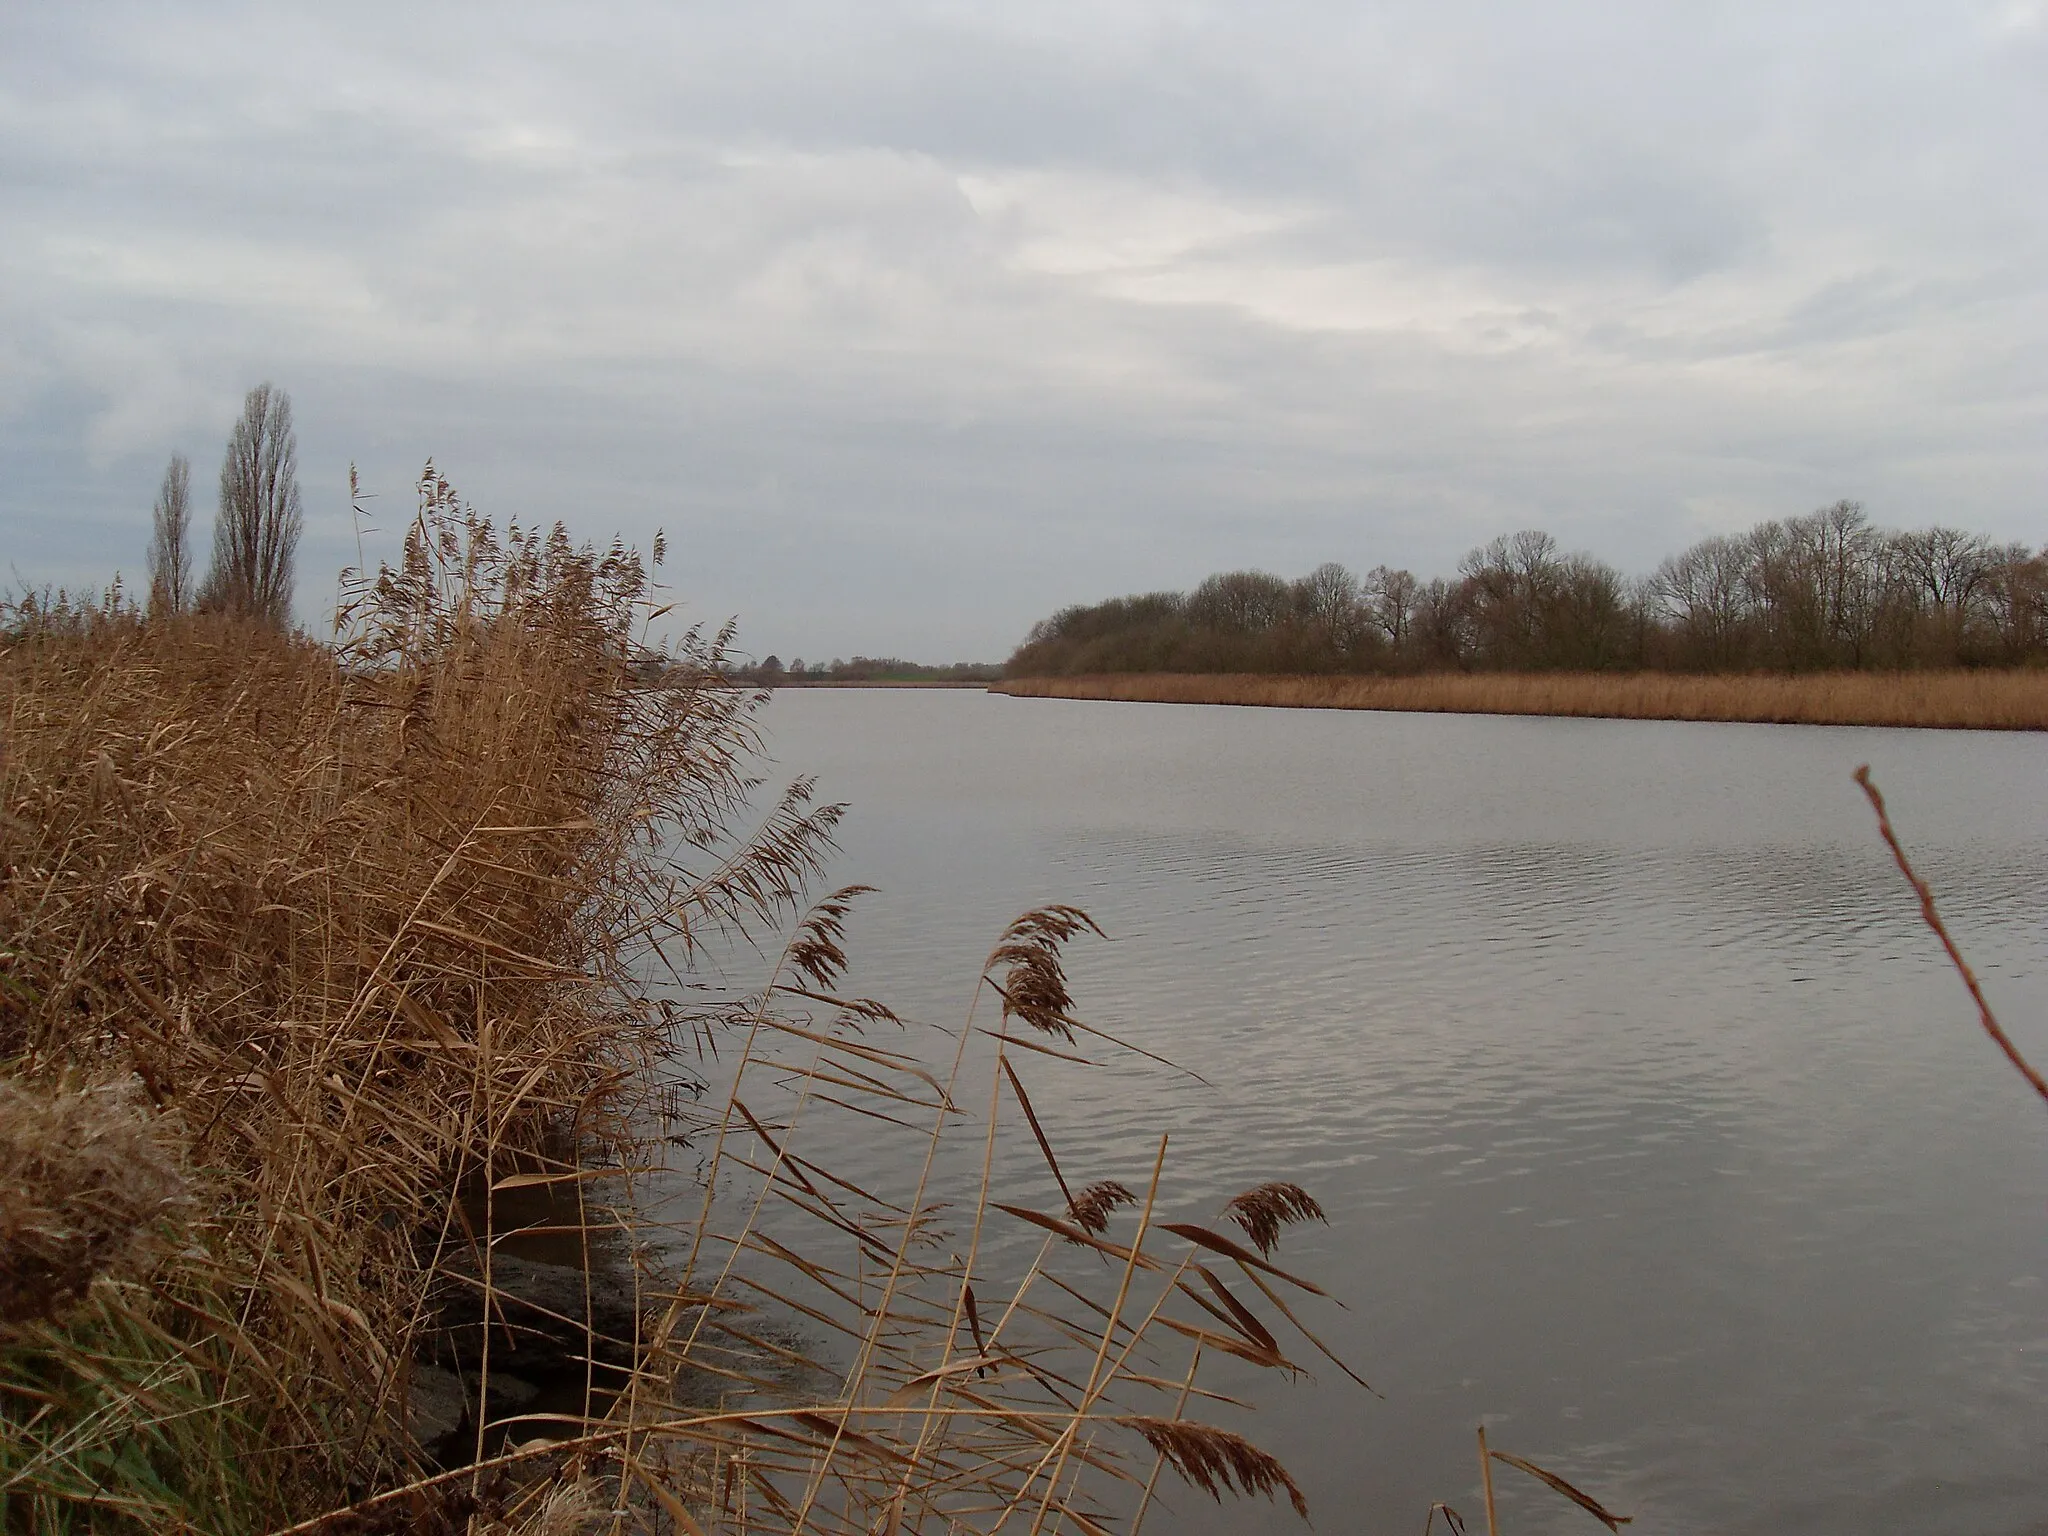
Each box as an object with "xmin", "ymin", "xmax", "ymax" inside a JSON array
[
  {"xmin": 0, "ymin": 1081, "xmax": 189, "ymax": 1327},
  {"xmin": 0, "ymin": 474, "xmax": 841, "ymax": 1530},
  {"xmin": 992, "ymin": 670, "xmax": 2048, "ymax": 730}
]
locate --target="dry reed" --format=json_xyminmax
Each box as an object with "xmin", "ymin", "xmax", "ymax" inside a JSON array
[
  {"xmin": 992, "ymin": 670, "xmax": 2048, "ymax": 730},
  {"xmin": 1855, "ymin": 766, "xmax": 2048, "ymax": 1107},
  {"xmin": 0, "ymin": 1081, "xmax": 189, "ymax": 1326},
  {"xmin": 1, "ymin": 470, "xmax": 841, "ymax": 1530}
]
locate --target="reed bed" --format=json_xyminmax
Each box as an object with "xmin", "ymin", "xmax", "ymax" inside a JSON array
[
  {"xmin": 992, "ymin": 669, "xmax": 2048, "ymax": 730},
  {"xmin": 1, "ymin": 470, "xmax": 1628, "ymax": 1534},
  {"xmin": 0, "ymin": 474, "xmax": 843, "ymax": 1531}
]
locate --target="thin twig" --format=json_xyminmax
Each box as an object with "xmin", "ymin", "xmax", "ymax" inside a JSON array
[{"xmin": 1854, "ymin": 765, "xmax": 2048, "ymax": 1107}]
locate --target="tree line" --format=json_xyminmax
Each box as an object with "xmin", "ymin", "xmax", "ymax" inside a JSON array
[
  {"xmin": 731, "ymin": 655, "xmax": 1003, "ymax": 684},
  {"xmin": 143, "ymin": 382, "xmax": 303, "ymax": 626},
  {"xmin": 1007, "ymin": 503, "xmax": 2048, "ymax": 677}
]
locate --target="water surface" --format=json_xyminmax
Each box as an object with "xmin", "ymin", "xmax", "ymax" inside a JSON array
[{"xmin": 748, "ymin": 689, "xmax": 2048, "ymax": 1535}]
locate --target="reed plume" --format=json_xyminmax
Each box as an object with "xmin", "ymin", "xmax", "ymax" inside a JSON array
[
  {"xmin": 1119, "ymin": 1415, "xmax": 1308, "ymax": 1519},
  {"xmin": 1067, "ymin": 1181, "xmax": 1139, "ymax": 1238},
  {"xmin": 1226, "ymin": 1182, "xmax": 1327, "ymax": 1258}
]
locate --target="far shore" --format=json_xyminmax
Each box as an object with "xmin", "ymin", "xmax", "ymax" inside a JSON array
[
  {"xmin": 990, "ymin": 670, "xmax": 2048, "ymax": 731},
  {"xmin": 765, "ymin": 678, "xmax": 992, "ymax": 689}
]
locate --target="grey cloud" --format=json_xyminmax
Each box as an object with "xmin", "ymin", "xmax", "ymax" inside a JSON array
[{"xmin": 1, "ymin": 0, "xmax": 2043, "ymax": 659}]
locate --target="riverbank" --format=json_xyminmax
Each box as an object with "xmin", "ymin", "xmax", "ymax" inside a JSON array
[
  {"xmin": 0, "ymin": 501, "xmax": 848, "ymax": 1530},
  {"xmin": 766, "ymin": 677, "xmax": 988, "ymax": 688},
  {"xmin": 2, "ymin": 493, "xmax": 1375, "ymax": 1534},
  {"xmin": 991, "ymin": 669, "xmax": 2048, "ymax": 729}
]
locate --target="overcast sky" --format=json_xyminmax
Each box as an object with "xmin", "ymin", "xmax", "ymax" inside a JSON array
[{"xmin": 4, "ymin": 2, "xmax": 2044, "ymax": 660}]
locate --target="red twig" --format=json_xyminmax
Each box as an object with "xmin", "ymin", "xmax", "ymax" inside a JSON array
[{"xmin": 1854, "ymin": 765, "xmax": 2048, "ymax": 1109}]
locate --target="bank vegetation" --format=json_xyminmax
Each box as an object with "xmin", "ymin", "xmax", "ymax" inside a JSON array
[
  {"xmin": 731, "ymin": 655, "xmax": 1000, "ymax": 686},
  {"xmin": 993, "ymin": 669, "xmax": 2048, "ymax": 730}
]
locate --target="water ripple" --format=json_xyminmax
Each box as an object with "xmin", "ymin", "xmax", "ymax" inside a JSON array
[{"xmin": 741, "ymin": 691, "xmax": 2048, "ymax": 1536}]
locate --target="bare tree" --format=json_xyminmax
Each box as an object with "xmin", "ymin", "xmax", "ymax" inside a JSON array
[
  {"xmin": 1291, "ymin": 562, "xmax": 1359, "ymax": 627},
  {"xmin": 146, "ymin": 454, "xmax": 193, "ymax": 617},
  {"xmin": 1891, "ymin": 526, "xmax": 1995, "ymax": 663},
  {"xmin": 201, "ymin": 383, "xmax": 303, "ymax": 626},
  {"xmin": 1655, "ymin": 534, "xmax": 1752, "ymax": 670},
  {"xmin": 1290, "ymin": 561, "xmax": 1368, "ymax": 666},
  {"xmin": 1549, "ymin": 553, "xmax": 1632, "ymax": 669},
  {"xmin": 1363, "ymin": 565, "xmax": 1418, "ymax": 657},
  {"xmin": 1187, "ymin": 570, "xmax": 1292, "ymax": 633},
  {"xmin": 1411, "ymin": 576, "xmax": 1473, "ymax": 669},
  {"xmin": 1982, "ymin": 544, "xmax": 2048, "ymax": 663},
  {"xmin": 1459, "ymin": 530, "xmax": 1563, "ymax": 667}
]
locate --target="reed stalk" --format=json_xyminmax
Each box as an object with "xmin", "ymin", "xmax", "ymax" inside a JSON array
[{"xmin": 1478, "ymin": 1426, "xmax": 1499, "ymax": 1536}]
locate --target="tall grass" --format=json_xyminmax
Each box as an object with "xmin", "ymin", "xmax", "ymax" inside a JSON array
[
  {"xmin": 2, "ymin": 469, "xmax": 1626, "ymax": 1533},
  {"xmin": 992, "ymin": 669, "xmax": 2048, "ymax": 730},
  {"xmin": 0, "ymin": 471, "xmax": 841, "ymax": 1529}
]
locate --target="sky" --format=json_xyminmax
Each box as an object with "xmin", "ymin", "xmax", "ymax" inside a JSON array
[{"xmin": 3, "ymin": 2, "xmax": 2044, "ymax": 662}]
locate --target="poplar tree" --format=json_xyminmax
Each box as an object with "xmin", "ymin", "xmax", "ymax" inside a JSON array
[
  {"xmin": 201, "ymin": 383, "xmax": 302, "ymax": 626},
  {"xmin": 145, "ymin": 453, "xmax": 193, "ymax": 616}
]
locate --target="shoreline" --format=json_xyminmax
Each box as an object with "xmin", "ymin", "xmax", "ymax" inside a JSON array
[
  {"xmin": 989, "ymin": 670, "xmax": 2048, "ymax": 731},
  {"xmin": 764, "ymin": 678, "xmax": 993, "ymax": 689}
]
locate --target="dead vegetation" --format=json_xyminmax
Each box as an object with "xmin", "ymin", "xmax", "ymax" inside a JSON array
[
  {"xmin": 992, "ymin": 669, "xmax": 2048, "ymax": 730},
  {"xmin": 0, "ymin": 1081, "xmax": 189, "ymax": 1327},
  {"xmin": 1855, "ymin": 767, "xmax": 2048, "ymax": 1107},
  {"xmin": 1, "ymin": 467, "xmax": 1629, "ymax": 1533},
  {"xmin": 0, "ymin": 466, "xmax": 838, "ymax": 1530}
]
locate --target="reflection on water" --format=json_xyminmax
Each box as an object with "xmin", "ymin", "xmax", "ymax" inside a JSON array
[{"xmin": 744, "ymin": 690, "xmax": 2048, "ymax": 1535}]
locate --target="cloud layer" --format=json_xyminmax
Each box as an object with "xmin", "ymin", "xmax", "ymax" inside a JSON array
[{"xmin": 4, "ymin": 0, "xmax": 2043, "ymax": 658}]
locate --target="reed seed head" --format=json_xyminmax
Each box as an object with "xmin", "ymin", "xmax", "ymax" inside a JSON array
[
  {"xmin": 1120, "ymin": 1415, "xmax": 1309, "ymax": 1519},
  {"xmin": 1226, "ymin": 1181, "xmax": 1326, "ymax": 1257},
  {"xmin": 1064, "ymin": 1180, "xmax": 1137, "ymax": 1238}
]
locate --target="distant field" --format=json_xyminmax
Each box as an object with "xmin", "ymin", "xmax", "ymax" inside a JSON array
[{"xmin": 991, "ymin": 670, "xmax": 2048, "ymax": 730}]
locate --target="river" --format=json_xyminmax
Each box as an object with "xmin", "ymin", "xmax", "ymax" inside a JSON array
[{"xmin": 738, "ymin": 687, "xmax": 2048, "ymax": 1535}]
